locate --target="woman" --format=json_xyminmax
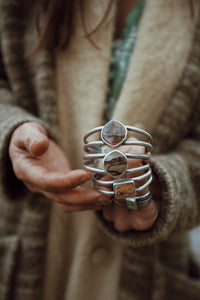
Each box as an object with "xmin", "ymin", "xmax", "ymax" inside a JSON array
[{"xmin": 0, "ymin": 0, "xmax": 200, "ymax": 299}]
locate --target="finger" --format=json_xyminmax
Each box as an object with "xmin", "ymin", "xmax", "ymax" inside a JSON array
[
  {"xmin": 111, "ymin": 199, "xmax": 158, "ymax": 232},
  {"xmin": 11, "ymin": 122, "xmax": 49, "ymax": 157},
  {"xmin": 102, "ymin": 203, "xmax": 115, "ymax": 221},
  {"xmin": 27, "ymin": 186, "xmax": 102, "ymax": 212},
  {"xmin": 51, "ymin": 186, "xmax": 110, "ymax": 205},
  {"xmin": 122, "ymin": 137, "xmax": 145, "ymax": 154},
  {"xmin": 26, "ymin": 182, "xmax": 110, "ymax": 205},
  {"xmin": 23, "ymin": 169, "xmax": 93, "ymax": 192},
  {"xmin": 122, "ymin": 137, "xmax": 150, "ymax": 171},
  {"xmin": 112, "ymin": 204, "xmax": 133, "ymax": 232},
  {"xmin": 128, "ymin": 200, "xmax": 158, "ymax": 231}
]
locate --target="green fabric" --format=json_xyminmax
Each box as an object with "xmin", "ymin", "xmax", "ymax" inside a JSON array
[{"xmin": 104, "ymin": 0, "xmax": 145, "ymax": 122}]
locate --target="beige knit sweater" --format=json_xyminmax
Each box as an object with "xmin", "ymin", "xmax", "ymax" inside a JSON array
[
  {"xmin": 0, "ymin": 0, "xmax": 200, "ymax": 299},
  {"xmin": 42, "ymin": 1, "xmax": 199, "ymax": 299}
]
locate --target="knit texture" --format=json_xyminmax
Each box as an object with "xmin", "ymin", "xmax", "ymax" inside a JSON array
[{"xmin": 0, "ymin": 0, "xmax": 200, "ymax": 299}]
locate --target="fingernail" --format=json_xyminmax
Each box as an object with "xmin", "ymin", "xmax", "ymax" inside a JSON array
[{"xmin": 30, "ymin": 138, "xmax": 37, "ymax": 149}]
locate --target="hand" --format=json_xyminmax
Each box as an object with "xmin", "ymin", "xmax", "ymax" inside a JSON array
[
  {"xmin": 102, "ymin": 198, "xmax": 158, "ymax": 232},
  {"xmin": 9, "ymin": 122, "xmax": 108, "ymax": 212},
  {"xmin": 102, "ymin": 139, "xmax": 159, "ymax": 231}
]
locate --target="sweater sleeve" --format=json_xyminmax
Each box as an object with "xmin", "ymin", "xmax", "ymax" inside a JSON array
[
  {"xmin": 0, "ymin": 104, "xmax": 50, "ymax": 203},
  {"xmin": 96, "ymin": 120, "xmax": 200, "ymax": 248},
  {"xmin": 0, "ymin": 53, "xmax": 56, "ymax": 203}
]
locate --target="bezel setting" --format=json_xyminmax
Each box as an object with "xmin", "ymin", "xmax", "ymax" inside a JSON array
[
  {"xmin": 103, "ymin": 150, "xmax": 128, "ymax": 177},
  {"xmin": 101, "ymin": 120, "xmax": 127, "ymax": 148},
  {"xmin": 113, "ymin": 178, "xmax": 136, "ymax": 199}
]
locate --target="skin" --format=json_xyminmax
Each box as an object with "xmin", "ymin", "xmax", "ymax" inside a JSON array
[
  {"xmin": 9, "ymin": 122, "xmax": 159, "ymax": 231},
  {"xmin": 9, "ymin": 0, "xmax": 159, "ymax": 232}
]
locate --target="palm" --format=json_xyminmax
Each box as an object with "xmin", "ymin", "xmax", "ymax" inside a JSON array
[
  {"xmin": 9, "ymin": 122, "xmax": 104, "ymax": 212},
  {"xmin": 11, "ymin": 138, "xmax": 71, "ymax": 189}
]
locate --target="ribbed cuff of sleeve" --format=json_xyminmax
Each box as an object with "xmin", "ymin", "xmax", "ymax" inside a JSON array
[{"xmin": 96, "ymin": 152, "xmax": 196, "ymax": 248}]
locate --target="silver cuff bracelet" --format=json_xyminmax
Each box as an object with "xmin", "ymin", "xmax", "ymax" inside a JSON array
[{"xmin": 83, "ymin": 120, "xmax": 153, "ymax": 210}]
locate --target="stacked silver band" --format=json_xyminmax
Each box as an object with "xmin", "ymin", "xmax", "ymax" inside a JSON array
[{"xmin": 83, "ymin": 120, "xmax": 153, "ymax": 210}]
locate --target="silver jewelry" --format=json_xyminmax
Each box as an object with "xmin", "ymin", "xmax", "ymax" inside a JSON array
[
  {"xmin": 122, "ymin": 194, "xmax": 152, "ymax": 210},
  {"xmin": 83, "ymin": 120, "xmax": 153, "ymax": 210},
  {"xmin": 83, "ymin": 149, "xmax": 150, "ymax": 177},
  {"xmin": 84, "ymin": 119, "xmax": 153, "ymax": 148},
  {"xmin": 93, "ymin": 168, "xmax": 152, "ymax": 186},
  {"xmin": 84, "ymin": 119, "xmax": 153, "ymax": 152},
  {"xmin": 93, "ymin": 174, "xmax": 152, "ymax": 210}
]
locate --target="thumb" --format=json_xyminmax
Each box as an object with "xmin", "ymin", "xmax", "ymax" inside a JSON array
[{"xmin": 11, "ymin": 122, "xmax": 49, "ymax": 157}]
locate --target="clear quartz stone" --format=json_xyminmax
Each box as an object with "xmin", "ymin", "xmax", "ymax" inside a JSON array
[
  {"xmin": 104, "ymin": 150, "xmax": 127, "ymax": 177},
  {"xmin": 101, "ymin": 120, "xmax": 126, "ymax": 146}
]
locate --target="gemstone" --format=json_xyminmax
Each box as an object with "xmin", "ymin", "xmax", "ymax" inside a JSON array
[
  {"xmin": 113, "ymin": 179, "xmax": 136, "ymax": 199},
  {"xmin": 126, "ymin": 198, "xmax": 138, "ymax": 210},
  {"xmin": 101, "ymin": 120, "xmax": 127, "ymax": 147},
  {"xmin": 103, "ymin": 150, "xmax": 127, "ymax": 177}
]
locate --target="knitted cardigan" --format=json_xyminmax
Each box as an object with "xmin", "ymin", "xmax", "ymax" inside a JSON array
[{"xmin": 0, "ymin": 0, "xmax": 200, "ymax": 299}]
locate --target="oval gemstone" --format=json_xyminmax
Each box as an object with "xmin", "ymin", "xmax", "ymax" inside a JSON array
[
  {"xmin": 104, "ymin": 150, "xmax": 127, "ymax": 177},
  {"xmin": 101, "ymin": 120, "xmax": 126, "ymax": 147}
]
